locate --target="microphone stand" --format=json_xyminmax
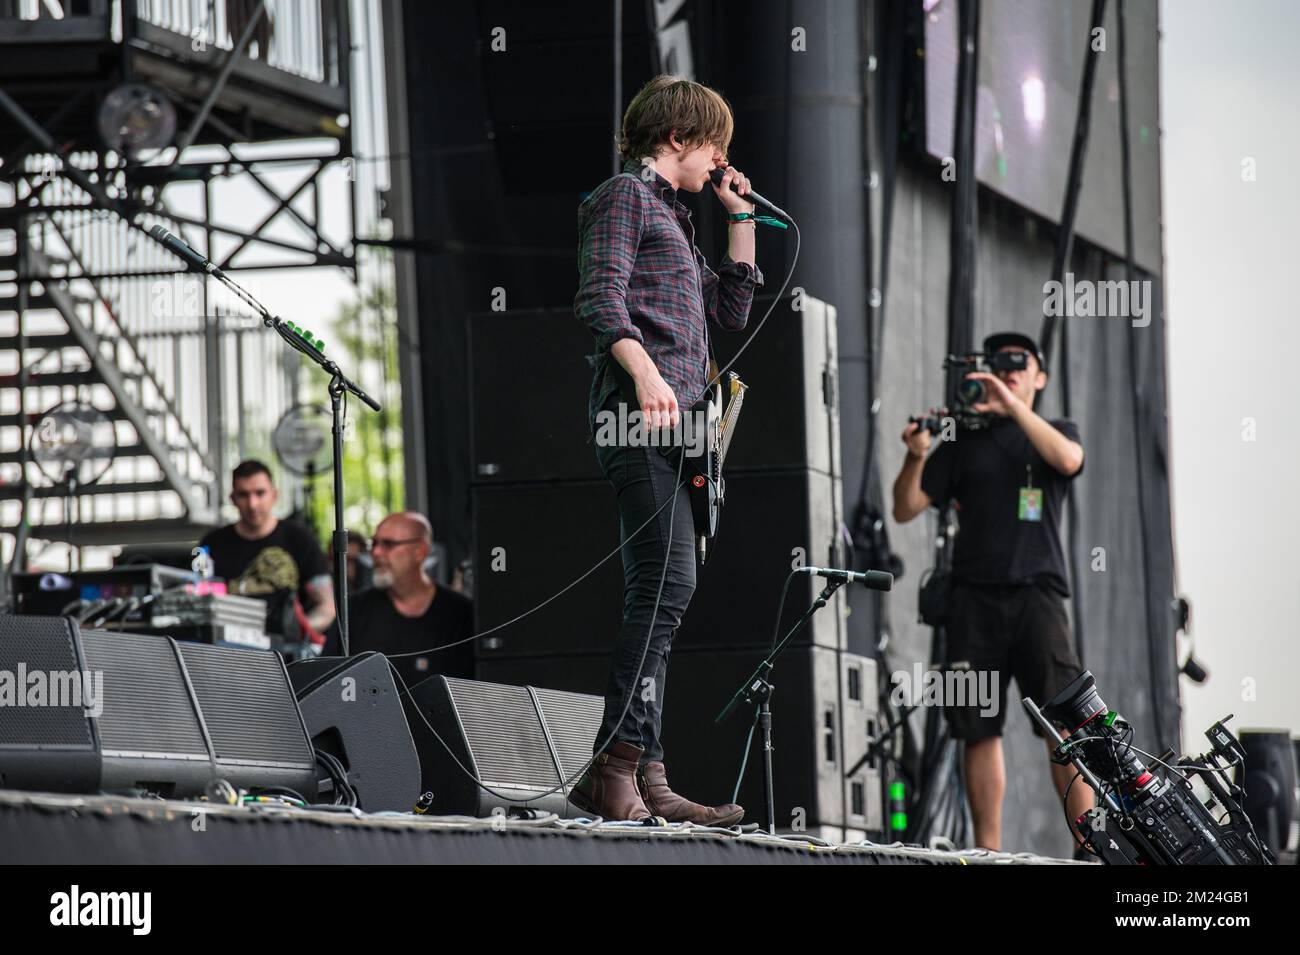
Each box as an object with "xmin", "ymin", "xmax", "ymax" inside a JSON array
[
  {"xmin": 163, "ymin": 236, "xmax": 379, "ymax": 657},
  {"xmin": 717, "ymin": 577, "xmax": 847, "ymax": 835},
  {"xmin": 845, "ymin": 700, "xmax": 923, "ymax": 778}
]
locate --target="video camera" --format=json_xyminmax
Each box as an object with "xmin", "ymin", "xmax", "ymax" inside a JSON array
[
  {"xmin": 909, "ymin": 350, "xmax": 1031, "ymax": 435},
  {"xmin": 1023, "ymin": 671, "xmax": 1274, "ymax": 865}
]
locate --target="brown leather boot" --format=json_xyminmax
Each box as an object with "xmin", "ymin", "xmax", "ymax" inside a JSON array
[
  {"xmin": 568, "ymin": 741, "xmax": 653, "ymax": 821},
  {"xmin": 638, "ymin": 761, "xmax": 744, "ymax": 827}
]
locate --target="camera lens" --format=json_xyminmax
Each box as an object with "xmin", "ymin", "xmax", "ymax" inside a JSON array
[
  {"xmin": 1043, "ymin": 670, "xmax": 1107, "ymax": 733},
  {"xmin": 959, "ymin": 378, "xmax": 985, "ymax": 405}
]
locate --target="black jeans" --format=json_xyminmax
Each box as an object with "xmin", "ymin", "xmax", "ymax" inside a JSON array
[{"xmin": 593, "ymin": 420, "xmax": 697, "ymax": 763}]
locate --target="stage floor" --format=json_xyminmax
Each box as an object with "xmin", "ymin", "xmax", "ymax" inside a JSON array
[{"xmin": 0, "ymin": 789, "xmax": 1085, "ymax": 865}]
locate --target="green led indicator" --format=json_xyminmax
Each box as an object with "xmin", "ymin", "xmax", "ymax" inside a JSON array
[
  {"xmin": 1104, "ymin": 711, "xmax": 1118, "ymax": 726},
  {"xmin": 889, "ymin": 781, "xmax": 905, "ymax": 800},
  {"xmin": 890, "ymin": 812, "xmax": 908, "ymax": 831}
]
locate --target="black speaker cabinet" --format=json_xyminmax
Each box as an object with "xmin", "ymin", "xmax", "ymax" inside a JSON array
[
  {"xmin": 177, "ymin": 641, "xmax": 317, "ymax": 795},
  {"xmin": 288, "ymin": 653, "xmax": 422, "ymax": 812},
  {"xmin": 468, "ymin": 308, "xmax": 605, "ymax": 485},
  {"xmin": 468, "ymin": 294, "xmax": 840, "ymax": 484},
  {"xmin": 405, "ymin": 675, "xmax": 603, "ymax": 818},
  {"xmin": 0, "ymin": 615, "xmax": 316, "ymax": 799},
  {"xmin": 473, "ymin": 467, "xmax": 845, "ymax": 658},
  {"xmin": 478, "ymin": 648, "xmax": 882, "ymax": 837}
]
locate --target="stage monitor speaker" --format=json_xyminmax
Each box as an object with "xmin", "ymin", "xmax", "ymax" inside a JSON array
[
  {"xmin": 468, "ymin": 294, "xmax": 840, "ymax": 484},
  {"xmin": 473, "ymin": 467, "xmax": 844, "ymax": 658},
  {"xmin": 478, "ymin": 648, "xmax": 882, "ymax": 837},
  {"xmin": 403, "ymin": 674, "xmax": 603, "ymax": 818},
  {"xmin": 0, "ymin": 614, "xmax": 101, "ymax": 793},
  {"xmin": 0, "ymin": 615, "xmax": 315, "ymax": 799},
  {"xmin": 0, "ymin": 614, "xmax": 213, "ymax": 796},
  {"xmin": 288, "ymin": 653, "xmax": 421, "ymax": 812},
  {"xmin": 176, "ymin": 641, "xmax": 317, "ymax": 797}
]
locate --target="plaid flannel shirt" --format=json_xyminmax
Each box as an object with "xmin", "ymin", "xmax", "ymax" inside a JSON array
[{"xmin": 575, "ymin": 158, "xmax": 764, "ymax": 428}]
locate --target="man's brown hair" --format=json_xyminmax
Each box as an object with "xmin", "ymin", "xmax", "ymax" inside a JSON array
[
  {"xmin": 617, "ymin": 75, "xmax": 734, "ymax": 163},
  {"xmin": 231, "ymin": 459, "xmax": 273, "ymax": 485}
]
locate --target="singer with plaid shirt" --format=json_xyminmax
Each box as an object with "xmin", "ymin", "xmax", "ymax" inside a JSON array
[{"xmin": 569, "ymin": 76, "xmax": 763, "ymax": 826}]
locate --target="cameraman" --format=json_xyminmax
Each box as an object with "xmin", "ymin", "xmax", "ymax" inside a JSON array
[{"xmin": 892, "ymin": 332, "xmax": 1094, "ymax": 852}]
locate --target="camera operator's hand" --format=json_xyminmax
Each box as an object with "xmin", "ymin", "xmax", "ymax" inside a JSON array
[
  {"xmin": 901, "ymin": 420, "xmax": 932, "ymax": 458},
  {"xmin": 965, "ymin": 372, "xmax": 1023, "ymax": 418}
]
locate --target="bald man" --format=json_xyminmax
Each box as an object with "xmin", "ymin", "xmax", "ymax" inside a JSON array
[{"xmin": 343, "ymin": 512, "xmax": 475, "ymax": 687}]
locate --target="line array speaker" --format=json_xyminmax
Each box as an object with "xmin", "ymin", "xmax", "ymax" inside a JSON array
[
  {"xmin": 469, "ymin": 294, "xmax": 841, "ymax": 484},
  {"xmin": 473, "ymin": 467, "xmax": 845, "ymax": 658}
]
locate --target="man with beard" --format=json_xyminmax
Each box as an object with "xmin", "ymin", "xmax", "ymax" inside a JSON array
[{"xmin": 344, "ymin": 511, "xmax": 475, "ymax": 688}]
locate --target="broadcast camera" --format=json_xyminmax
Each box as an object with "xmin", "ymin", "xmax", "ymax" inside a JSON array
[
  {"xmin": 1023, "ymin": 671, "xmax": 1274, "ymax": 865},
  {"xmin": 909, "ymin": 350, "xmax": 1031, "ymax": 434}
]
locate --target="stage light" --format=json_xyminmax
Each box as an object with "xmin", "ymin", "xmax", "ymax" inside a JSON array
[{"xmin": 97, "ymin": 83, "xmax": 177, "ymax": 156}]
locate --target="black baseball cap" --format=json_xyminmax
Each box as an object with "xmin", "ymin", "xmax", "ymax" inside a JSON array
[{"xmin": 984, "ymin": 331, "xmax": 1046, "ymax": 372}]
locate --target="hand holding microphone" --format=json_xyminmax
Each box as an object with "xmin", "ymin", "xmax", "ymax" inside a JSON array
[
  {"xmin": 710, "ymin": 164, "xmax": 756, "ymax": 215},
  {"xmin": 708, "ymin": 166, "xmax": 793, "ymax": 223}
]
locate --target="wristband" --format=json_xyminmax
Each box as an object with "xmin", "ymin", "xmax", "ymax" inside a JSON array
[{"xmin": 727, "ymin": 211, "xmax": 789, "ymax": 230}]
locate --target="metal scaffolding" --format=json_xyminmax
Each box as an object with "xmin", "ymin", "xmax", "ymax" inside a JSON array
[{"xmin": 0, "ymin": 0, "xmax": 360, "ymax": 576}]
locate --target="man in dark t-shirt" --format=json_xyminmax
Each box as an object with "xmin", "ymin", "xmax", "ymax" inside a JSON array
[
  {"xmin": 342, "ymin": 511, "xmax": 475, "ymax": 690},
  {"xmin": 199, "ymin": 460, "xmax": 334, "ymax": 654},
  {"xmin": 892, "ymin": 332, "xmax": 1094, "ymax": 852}
]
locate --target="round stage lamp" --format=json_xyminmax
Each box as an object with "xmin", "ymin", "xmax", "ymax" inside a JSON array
[
  {"xmin": 97, "ymin": 83, "xmax": 178, "ymax": 156},
  {"xmin": 272, "ymin": 404, "xmax": 333, "ymax": 477}
]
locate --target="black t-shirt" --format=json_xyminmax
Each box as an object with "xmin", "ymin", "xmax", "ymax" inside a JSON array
[
  {"xmin": 199, "ymin": 519, "xmax": 329, "ymax": 634},
  {"xmin": 920, "ymin": 417, "xmax": 1083, "ymax": 596},
  {"xmin": 343, "ymin": 586, "xmax": 476, "ymax": 690}
]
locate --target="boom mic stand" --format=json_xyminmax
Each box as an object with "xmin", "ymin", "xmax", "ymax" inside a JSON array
[
  {"xmin": 717, "ymin": 577, "xmax": 847, "ymax": 835},
  {"xmin": 147, "ymin": 226, "xmax": 379, "ymax": 656}
]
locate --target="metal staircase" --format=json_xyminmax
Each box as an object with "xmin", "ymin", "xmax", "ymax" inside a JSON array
[
  {"xmin": 0, "ymin": 0, "xmax": 359, "ymax": 564},
  {"xmin": 1, "ymin": 184, "xmax": 220, "ymax": 547}
]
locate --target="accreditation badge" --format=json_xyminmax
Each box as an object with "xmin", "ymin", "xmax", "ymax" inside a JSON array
[{"xmin": 1018, "ymin": 464, "xmax": 1043, "ymax": 522}]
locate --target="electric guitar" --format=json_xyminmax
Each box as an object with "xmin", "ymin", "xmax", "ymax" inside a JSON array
[{"xmin": 610, "ymin": 361, "xmax": 747, "ymax": 565}]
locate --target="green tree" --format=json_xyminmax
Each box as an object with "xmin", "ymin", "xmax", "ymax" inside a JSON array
[{"xmin": 308, "ymin": 269, "xmax": 403, "ymax": 538}]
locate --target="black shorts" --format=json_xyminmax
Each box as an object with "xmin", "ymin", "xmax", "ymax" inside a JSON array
[{"xmin": 941, "ymin": 581, "xmax": 1082, "ymax": 741}]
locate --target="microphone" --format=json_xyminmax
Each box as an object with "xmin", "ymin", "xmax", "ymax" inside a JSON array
[
  {"xmin": 708, "ymin": 167, "xmax": 793, "ymax": 223},
  {"xmin": 796, "ymin": 566, "xmax": 893, "ymax": 591},
  {"xmin": 148, "ymin": 225, "xmax": 226, "ymax": 278}
]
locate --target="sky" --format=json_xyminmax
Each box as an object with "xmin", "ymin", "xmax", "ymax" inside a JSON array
[{"xmin": 1160, "ymin": 0, "xmax": 1300, "ymax": 751}]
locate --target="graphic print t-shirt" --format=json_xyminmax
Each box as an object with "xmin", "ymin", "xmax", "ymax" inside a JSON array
[{"xmin": 199, "ymin": 519, "xmax": 329, "ymax": 634}]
